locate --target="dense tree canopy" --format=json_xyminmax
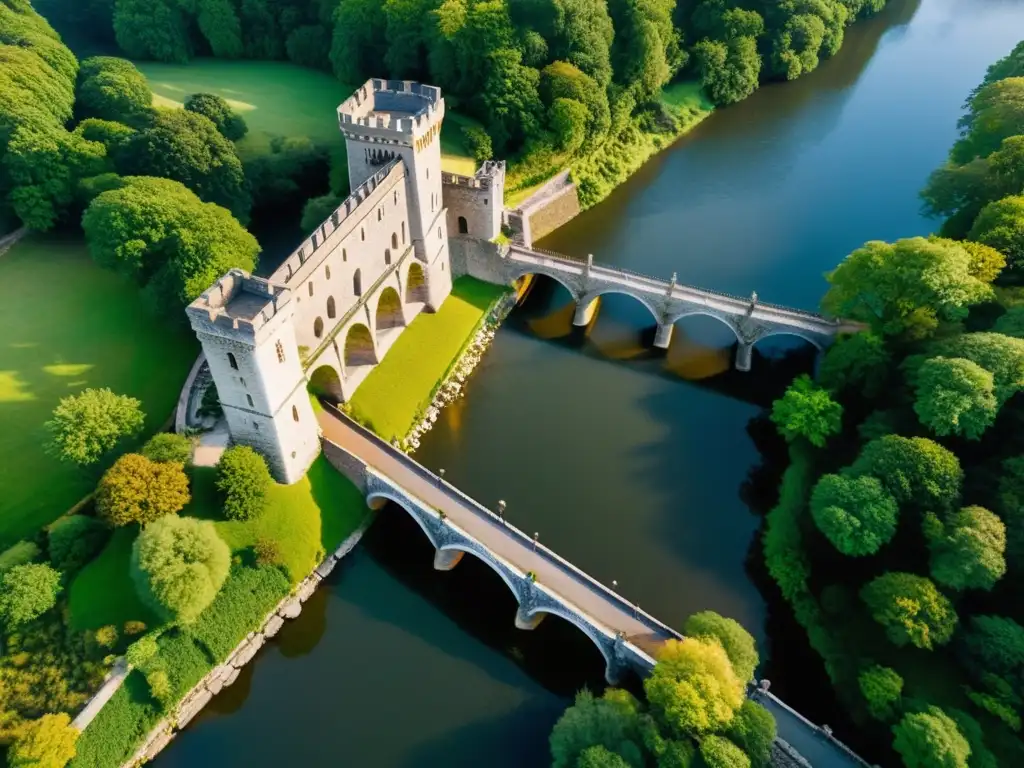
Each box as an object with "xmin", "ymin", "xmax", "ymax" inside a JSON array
[
  {"xmin": 952, "ymin": 77, "xmax": 1024, "ymax": 165},
  {"xmin": 816, "ymin": 331, "xmax": 890, "ymax": 397},
  {"xmin": 724, "ymin": 701, "xmax": 775, "ymax": 767},
  {"xmin": 912, "ymin": 356, "xmax": 998, "ymax": 440},
  {"xmin": 131, "ymin": 514, "xmax": 230, "ymax": 624},
  {"xmin": 96, "ymin": 453, "xmax": 191, "ymax": 527},
  {"xmin": 82, "ymin": 176, "xmax": 259, "ymax": 318},
  {"xmin": 44, "ymin": 387, "xmax": 145, "ymax": 468},
  {"xmin": 698, "ymin": 735, "xmax": 750, "ymax": 768},
  {"xmin": 858, "ymin": 665, "xmax": 903, "ymax": 722},
  {"xmin": 184, "ymin": 92, "xmax": 248, "ymax": 141},
  {"xmin": 76, "ymin": 56, "xmax": 151, "ymax": 124},
  {"xmin": 892, "ymin": 707, "xmax": 970, "ymax": 768},
  {"xmin": 47, "ymin": 515, "xmax": 111, "ymax": 576},
  {"xmin": 683, "ymin": 611, "xmax": 758, "ymax": 682},
  {"xmin": 861, "ymin": 573, "xmax": 958, "ymax": 650},
  {"xmin": 810, "ymin": 473, "xmax": 898, "ymax": 557},
  {"xmin": 850, "ymin": 435, "xmax": 962, "ymax": 513},
  {"xmin": 926, "ymin": 507, "xmax": 1006, "ymax": 591},
  {"xmin": 550, "ymin": 689, "xmax": 645, "ymax": 768},
  {"xmin": 821, "ymin": 238, "xmax": 993, "ymax": 339},
  {"xmin": 959, "ymin": 615, "xmax": 1024, "ymax": 687},
  {"xmin": 7, "ymin": 712, "xmax": 78, "ymax": 768},
  {"xmin": 970, "ymin": 195, "xmax": 1024, "ymax": 270},
  {"xmin": 920, "ymin": 332, "xmax": 1024, "ymax": 405},
  {"xmin": 770, "ymin": 374, "xmax": 842, "ymax": 447},
  {"xmin": 0, "ymin": 564, "xmax": 62, "ymax": 629}
]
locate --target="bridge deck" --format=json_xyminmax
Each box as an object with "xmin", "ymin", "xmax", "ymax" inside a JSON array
[{"xmin": 317, "ymin": 407, "xmax": 675, "ymax": 653}]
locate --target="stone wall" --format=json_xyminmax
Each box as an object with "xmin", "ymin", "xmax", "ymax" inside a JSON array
[
  {"xmin": 448, "ymin": 236, "xmax": 510, "ymax": 285},
  {"xmin": 121, "ymin": 514, "xmax": 373, "ymax": 767},
  {"xmin": 524, "ymin": 183, "xmax": 581, "ymax": 242}
]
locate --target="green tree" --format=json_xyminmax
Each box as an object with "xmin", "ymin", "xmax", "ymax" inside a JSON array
[
  {"xmin": 461, "ymin": 124, "xmax": 492, "ymax": 164},
  {"xmin": 196, "ymin": 0, "xmax": 243, "ymax": 58},
  {"xmin": 481, "ymin": 47, "xmax": 544, "ymax": 153},
  {"xmin": 550, "ymin": 97, "xmax": 589, "ymax": 154},
  {"xmin": 330, "ymin": 0, "xmax": 387, "ymax": 84},
  {"xmin": 725, "ymin": 700, "xmax": 776, "ymax": 767},
  {"xmin": 958, "ymin": 615, "xmax": 1024, "ymax": 685},
  {"xmin": 858, "ymin": 665, "xmax": 903, "ymax": 721},
  {"xmin": 926, "ymin": 506, "xmax": 1006, "ymax": 591},
  {"xmin": 698, "ymin": 735, "xmax": 750, "ymax": 768},
  {"xmin": 607, "ymin": 0, "xmax": 684, "ymax": 101},
  {"xmin": 821, "ymin": 237, "xmax": 993, "ymax": 339},
  {"xmin": 44, "ymin": 387, "xmax": 144, "ymax": 468},
  {"xmin": 184, "ymin": 92, "xmax": 248, "ymax": 141},
  {"xmin": 998, "ymin": 455, "xmax": 1024, "ymax": 564},
  {"xmin": 131, "ymin": 514, "xmax": 230, "ymax": 624},
  {"xmin": 115, "ymin": 108, "xmax": 250, "ymax": 219},
  {"xmin": 0, "ymin": 541, "xmax": 40, "ymax": 574},
  {"xmin": 141, "ymin": 433, "xmax": 194, "ymax": 465},
  {"xmin": 810, "ymin": 473, "xmax": 898, "ymax": 557},
  {"xmin": 7, "ymin": 713, "xmax": 78, "ymax": 768},
  {"xmin": 576, "ymin": 745, "xmax": 633, "ymax": 768},
  {"xmin": 959, "ymin": 239, "xmax": 1008, "ymax": 283},
  {"xmin": 76, "ymin": 56, "xmax": 151, "ymax": 124},
  {"xmin": 216, "ymin": 445, "xmax": 272, "ymax": 521},
  {"xmin": 994, "ymin": 306, "xmax": 1024, "ymax": 339},
  {"xmin": 74, "ymin": 118, "xmax": 136, "ymax": 155},
  {"xmin": 146, "ymin": 668, "xmax": 174, "ymax": 708},
  {"xmin": 770, "ymin": 374, "xmax": 842, "ymax": 447},
  {"xmin": 48, "ymin": 515, "xmax": 111, "ymax": 576},
  {"xmin": 550, "ymin": 0, "xmax": 615, "ymax": 87},
  {"xmin": 693, "ymin": 36, "xmax": 761, "ymax": 106},
  {"xmin": 113, "ymin": 0, "xmax": 191, "ymax": 63},
  {"xmin": 892, "ymin": 707, "xmax": 970, "ymax": 768},
  {"xmin": 861, "ymin": 573, "xmax": 958, "ymax": 650},
  {"xmin": 550, "ymin": 689, "xmax": 644, "ymax": 768},
  {"xmin": 683, "ymin": 610, "xmax": 759, "ymax": 682},
  {"xmin": 912, "ymin": 357, "xmax": 998, "ymax": 440},
  {"xmin": 539, "ymin": 61, "xmax": 610, "ymax": 142},
  {"xmin": 644, "ymin": 638, "xmax": 744, "ymax": 738},
  {"xmin": 970, "ymin": 195, "xmax": 1024, "ymax": 270},
  {"xmin": 83, "ymin": 176, "xmax": 260, "ymax": 317},
  {"xmin": 0, "ymin": 564, "xmax": 62, "ymax": 629},
  {"xmin": 952, "ymin": 77, "xmax": 1024, "ymax": 164},
  {"xmin": 96, "ymin": 453, "xmax": 191, "ymax": 527},
  {"xmin": 301, "ymin": 194, "xmax": 343, "ymax": 234},
  {"xmin": 285, "ymin": 24, "xmax": 331, "ymax": 69},
  {"xmin": 850, "ymin": 435, "xmax": 962, "ymax": 513},
  {"xmin": 816, "ymin": 331, "xmax": 890, "ymax": 397},
  {"xmin": 920, "ymin": 332, "xmax": 1024, "ymax": 405}
]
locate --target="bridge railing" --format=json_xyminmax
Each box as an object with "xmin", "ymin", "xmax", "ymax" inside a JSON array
[
  {"xmin": 322, "ymin": 404, "xmax": 683, "ymax": 641},
  {"xmin": 508, "ymin": 246, "xmax": 835, "ymax": 324}
]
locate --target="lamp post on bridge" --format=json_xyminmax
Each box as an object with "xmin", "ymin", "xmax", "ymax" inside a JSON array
[
  {"xmin": 532, "ymin": 532, "xmax": 539, "ymax": 551},
  {"xmin": 497, "ymin": 499, "xmax": 506, "ymax": 524},
  {"xmin": 438, "ymin": 468, "xmax": 445, "ymax": 486}
]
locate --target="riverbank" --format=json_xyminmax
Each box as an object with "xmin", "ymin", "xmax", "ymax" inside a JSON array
[{"xmin": 345, "ymin": 277, "xmax": 510, "ymax": 444}]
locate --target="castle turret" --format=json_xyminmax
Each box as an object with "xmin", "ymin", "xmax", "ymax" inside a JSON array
[
  {"xmin": 186, "ymin": 270, "xmax": 320, "ymax": 484},
  {"xmin": 338, "ymin": 80, "xmax": 452, "ymax": 309}
]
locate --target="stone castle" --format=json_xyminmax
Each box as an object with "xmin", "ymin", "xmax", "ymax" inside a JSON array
[{"xmin": 187, "ymin": 80, "xmax": 505, "ymax": 483}]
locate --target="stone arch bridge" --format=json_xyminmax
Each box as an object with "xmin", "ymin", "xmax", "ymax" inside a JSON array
[
  {"xmin": 318, "ymin": 406, "xmax": 872, "ymax": 768},
  {"xmin": 498, "ymin": 246, "xmax": 857, "ymax": 370}
]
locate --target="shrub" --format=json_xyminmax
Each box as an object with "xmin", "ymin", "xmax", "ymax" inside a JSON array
[
  {"xmin": 858, "ymin": 665, "xmax": 903, "ymax": 721},
  {"xmin": 76, "ymin": 56, "xmax": 151, "ymax": 124},
  {"xmin": 0, "ymin": 541, "xmax": 41, "ymax": 573},
  {"xmin": 462, "ymin": 124, "xmax": 493, "ymax": 164},
  {"xmin": 95, "ymin": 624, "xmax": 119, "ymax": 650},
  {"xmin": 0, "ymin": 564, "xmax": 62, "ymax": 629},
  {"xmin": 861, "ymin": 573, "xmax": 957, "ymax": 650},
  {"xmin": 96, "ymin": 454, "xmax": 190, "ymax": 527},
  {"xmin": 183, "ymin": 92, "xmax": 248, "ymax": 141},
  {"xmin": 216, "ymin": 446, "xmax": 272, "ymax": 521},
  {"xmin": 131, "ymin": 515, "xmax": 230, "ymax": 625},
  {"xmin": 683, "ymin": 611, "xmax": 759, "ymax": 682},
  {"xmin": 48, "ymin": 515, "xmax": 111, "ymax": 575},
  {"xmin": 145, "ymin": 669, "xmax": 173, "ymax": 709},
  {"xmin": 44, "ymin": 388, "xmax": 145, "ymax": 467},
  {"xmin": 725, "ymin": 700, "xmax": 776, "ymax": 766},
  {"xmin": 125, "ymin": 634, "xmax": 159, "ymax": 668},
  {"xmin": 770, "ymin": 374, "xmax": 842, "ymax": 447},
  {"xmin": 8, "ymin": 713, "xmax": 79, "ymax": 768},
  {"xmin": 140, "ymin": 433, "xmax": 193, "ymax": 465},
  {"xmin": 123, "ymin": 620, "xmax": 147, "ymax": 637},
  {"xmin": 698, "ymin": 735, "xmax": 750, "ymax": 768},
  {"xmin": 644, "ymin": 638, "xmax": 744, "ymax": 738},
  {"xmin": 892, "ymin": 707, "xmax": 969, "ymax": 768},
  {"xmin": 253, "ymin": 537, "xmax": 282, "ymax": 568}
]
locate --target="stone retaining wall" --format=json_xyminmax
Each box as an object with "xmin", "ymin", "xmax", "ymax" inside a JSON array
[
  {"xmin": 121, "ymin": 515, "xmax": 373, "ymax": 767},
  {"xmin": 523, "ymin": 183, "xmax": 581, "ymax": 242}
]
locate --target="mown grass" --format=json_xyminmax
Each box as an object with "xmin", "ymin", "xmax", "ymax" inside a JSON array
[
  {"xmin": 440, "ymin": 111, "xmax": 482, "ymax": 176},
  {"xmin": 0, "ymin": 235, "xmax": 196, "ymax": 548},
  {"xmin": 347, "ymin": 277, "xmax": 507, "ymax": 441},
  {"xmin": 68, "ymin": 526, "xmax": 158, "ymax": 631}
]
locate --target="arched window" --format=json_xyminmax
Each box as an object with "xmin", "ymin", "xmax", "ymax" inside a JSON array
[
  {"xmin": 401, "ymin": 222, "xmax": 405, "ymax": 243},
  {"xmin": 292, "ymin": 405, "xmax": 299, "ymax": 422},
  {"xmin": 353, "ymin": 269, "xmax": 362, "ymax": 296},
  {"xmin": 327, "ymin": 296, "xmax": 336, "ymax": 319},
  {"xmin": 228, "ymin": 352, "xmax": 238, "ymax": 370},
  {"xmin": 308, "ymin": 282, "xmax": 314, "ymax": 297},
  {"xmin": 458, "ymin": 216, "xmax": 468, "ymax": 234},
  {"xmin": 246, "ymin": 394, "xmax": 254, "ymax": 407},
  {"xmin": 384, "ymin": 248, "xmax": 391, "ymax": 265},
  {"xmin": 314, "ymin": 317, "xmax": 324, "ymax": 338},
  {"xmin": 391, "ymin": 232, "xmax": 398, "ymax": 249},
  {"xmin": 325, "ymin": 265, "xmax": 331, "ymax": 280},
  {"xmin": 275, "ymin": 340, "xmax": 285, "ymax": 363}
]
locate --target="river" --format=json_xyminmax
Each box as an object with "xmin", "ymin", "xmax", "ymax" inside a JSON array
[{"xmin": 157, "ymin": 2, "xmax": 1024, "ymax": 765}]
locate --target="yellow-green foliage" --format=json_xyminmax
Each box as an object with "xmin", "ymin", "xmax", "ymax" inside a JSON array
[
  {"xmin": 0, "ymin": 235, "xmax": 196, "ymax": 547},
  {"xmin": 347, "ymin": 278, "xmax": 506, "ymax": 442}
]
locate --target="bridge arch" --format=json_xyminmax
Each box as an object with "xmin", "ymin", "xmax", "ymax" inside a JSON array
[
  {"xmin": 507, "ymin": 267, "xmax": 579, "ymax": 302},
  {"xmin": 666, "ymin": 310, "xmax": 742, "ymax": 343},
  {"xmin": 375, "ymin": 286, "xmax": 405, "ymax": 336},
  {"xmin": 343, "ymin": 323, "xmax": 377, "ymax": 368},
  {"xmin": 520, "ymin": 603, "xmax": 621, "ymax": 684},
  {"xmin": 308, "ymin": 363, "xmax": 343, "ymax": 402},
  {"xmin": 577, "ymin": 288, "xmax": 661, "ymax": 325},
  {"xmin": 366, "ymin": 490, "xmax": 440, "ymax": 549},
  {"xmin": 753, "ymin": 328, "xmax": 827, "ymax": 351},
  {"xmin": 438, "ymin": 542, "xmax": 525, "ymax": 602}
]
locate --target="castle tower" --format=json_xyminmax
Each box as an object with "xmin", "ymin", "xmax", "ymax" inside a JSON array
[
  {"xmin": 338, "ymin": 80, "xmax": 452, "ymax": 309},
  {"xmin": 186, "ymin": 270, "xmax": 320, "ymax": 484}
]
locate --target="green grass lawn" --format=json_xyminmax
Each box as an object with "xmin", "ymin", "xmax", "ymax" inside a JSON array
[
  {"xmin": 0, "ymin": 235, "xmax": 197, "ymax": 548},
  {"xmin": 347, "ymin": 277, "xmax": 507, "ymax": 441},
  {"xmin": 137, "ymin": 59, "xmax": 476, "ymax": 174},
  {"xmin": 68, "ymin": 455, "xmax": 368, "ymax": 630},
  {"xmin": 660, "ymin": 80, "xmax": 714, "ymax": 113}
]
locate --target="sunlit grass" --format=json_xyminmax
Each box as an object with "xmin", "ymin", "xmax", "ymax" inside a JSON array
[{"xmin": 0, "ymin": 235, "xmax": 197, "ymax": 547}]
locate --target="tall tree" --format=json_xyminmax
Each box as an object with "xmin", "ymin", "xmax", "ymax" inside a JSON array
[
  {"xmin": 850, "ymin": 435, "xmax": 962, "ymax": 513},
  {"xmin": 112, "ymin": 0, "xmax": 191, "ymax": 62},
  {"xmin": 771, "ymin": 374, "xmax": 842, "ymax": 447},
  {"xmin": 970, "ymin": 194, "xmax": 1024, "ymax": 270},
  {"xmin": 926, "ymin": 506, "xmax": 1006, "ymax": 592},
  {"xmin": 549, "ymin": 689, "xmax": 645, "ymax": 768},
  {"xmin": 330, "ymin": 0, "xmax": 388, "ymax": 85},
  {"xmin": 892, "ymin": 708, "xmax": 970, "ymax": 768},
  {"xmin": 44, "ymin": 388, "xmax": 145, "ymax": 468},
  {"xmin": 76, "ymin": 56, "xmax": 152, "ymax": 124},
  {"xmin": 810, "ymin": 473, "xmax": 898, "ymax": 557},
  {"xmin": 861, "ymin": 573, "xmax": 958, "ymax": 650},
  {"xmin": 608, "ymin": 0, "xmax": 684, "ymax": 101},
  {"xmin": 912, "ymin": 356, "xmax": 998, "ymax": 440},
  {"xmin": 550, "ymin": 0, "xmax": 614, "ymax": 87}
]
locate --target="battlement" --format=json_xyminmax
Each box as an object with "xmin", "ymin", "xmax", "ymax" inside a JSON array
[
  {"xmin": 338, "ymin": 79, "xmax": 444, "ymax": 138},
  {"xmin": 442, "ymin": 160, "xmax": 506, "ymax": 191},
  {"xmin": 271, "ymin": 159, "xmax": 405, "ymax": 286},
  {"xmin": 186, "ymin": 269, "xmax": 292, "ymax": 339}
]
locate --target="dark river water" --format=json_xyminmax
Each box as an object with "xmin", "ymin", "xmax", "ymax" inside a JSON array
[{"xmin": 158, "ymin": 2, "xmax": 1024, "ymax": 765}]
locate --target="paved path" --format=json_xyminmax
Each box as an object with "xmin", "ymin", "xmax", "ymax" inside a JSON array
[{"xmin": 318, "ymin": 408, "xmax": 872, "ymax": 767}]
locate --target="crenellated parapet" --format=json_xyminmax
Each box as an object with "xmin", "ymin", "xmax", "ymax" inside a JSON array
[{"xmin": 337, "ymin": 79, "xmax": 444, "ymax": 146}]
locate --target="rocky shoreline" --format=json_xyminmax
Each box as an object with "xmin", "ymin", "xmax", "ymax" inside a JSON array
[{"xmin": 400, "ymin": 290, "xmax": 517, "ymax": 454}]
